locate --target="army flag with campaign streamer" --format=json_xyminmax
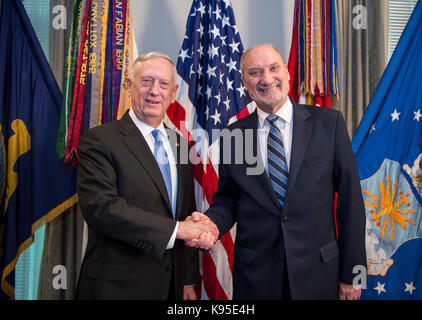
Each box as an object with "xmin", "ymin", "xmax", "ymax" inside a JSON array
[
  {"xmin": 352, "ymin": 0, "xmax": 422, "ymax": 299},
  {"xmin": 57, "ymin": 0, "xmax": 137, "ymax": 166},
  {"xmin": 0, "ymin": 0, "xmax": 77, "ymax": 299},
  {"xmin": 287, "ymin": 0, "xmax": 339, "ymax": 108}
]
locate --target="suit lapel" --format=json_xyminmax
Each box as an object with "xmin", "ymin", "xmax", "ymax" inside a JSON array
[
  {"xmin": 286, "ymin": 101, "xmax": 313, "ymax": 199},
  {"xmin": 119, "ymin": 112, "xmax": 172, "ymax": 215}
]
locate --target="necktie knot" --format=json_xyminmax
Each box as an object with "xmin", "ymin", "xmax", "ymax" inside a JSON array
[
  {"xmin": 267, "ymin": 114, "xmax": 279, "ymax": 128},
  {"xmin": 151, "ymin": 129, "xmax": 161, "ymax": 143}
]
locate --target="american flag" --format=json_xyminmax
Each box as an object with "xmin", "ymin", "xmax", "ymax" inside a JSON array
[{"xmin": 165, "ymin": 0, "xmax": 254, "ymax": 299}]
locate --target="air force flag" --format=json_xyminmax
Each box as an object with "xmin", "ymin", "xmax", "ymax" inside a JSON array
[{"xmin": 352, "ymin": 0, "xmax": 422, "ymax": 300}]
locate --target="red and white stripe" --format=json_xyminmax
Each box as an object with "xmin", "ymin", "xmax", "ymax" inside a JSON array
[{"xmin": 165, "ymin": 73, "xmax": 255, "ymax": 300}]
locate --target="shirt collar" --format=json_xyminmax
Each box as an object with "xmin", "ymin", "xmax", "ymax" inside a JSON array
[
  {"xmin": 257, "ymin": 97, "xmax": 293, "ymax": 129},
  {"xmin": 128, "ymin": 108, "xmax": 167, "ymax": 138}
]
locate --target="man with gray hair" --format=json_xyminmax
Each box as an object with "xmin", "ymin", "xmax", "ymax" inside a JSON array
[
  {"xmin": 192, "ymin": 44, "xmax": 366, "ymax": 300},
  {"xmin": 76, "ymin": 52, "xmax": 218, "ymax": 299}
]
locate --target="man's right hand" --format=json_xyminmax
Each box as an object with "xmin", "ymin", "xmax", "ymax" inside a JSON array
[{"xmin": 177, "ymin": 212, "xmax": 219, "ymax": 250}]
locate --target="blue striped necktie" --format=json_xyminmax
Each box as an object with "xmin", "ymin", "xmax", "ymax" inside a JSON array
[
  {"xmin": 266, "ymin": 114, "xmax": 289, "ymax": 208},
  {"xmin": 151, "ymin": 129, "xmax": 173, "ymax": 216}
]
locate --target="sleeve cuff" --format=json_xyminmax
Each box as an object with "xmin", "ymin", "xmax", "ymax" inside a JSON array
[{"xmin": 166, "ymin": 221, "xmax": 179, "ymax": 249}]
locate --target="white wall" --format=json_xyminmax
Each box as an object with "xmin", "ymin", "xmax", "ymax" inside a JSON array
[{"xmin": 131, "ymin": 0, "xmax": 295, "ymax": 63}]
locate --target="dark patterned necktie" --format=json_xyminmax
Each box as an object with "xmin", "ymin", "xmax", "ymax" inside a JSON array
[{"xmin": 267, "ymin": 114, "xmax": 288, "ymax": 208}]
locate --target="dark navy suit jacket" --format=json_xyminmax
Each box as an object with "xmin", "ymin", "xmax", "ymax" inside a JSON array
[{"xmin": 206, "ymin": 100, "xmax": 366, "ymax": 300}]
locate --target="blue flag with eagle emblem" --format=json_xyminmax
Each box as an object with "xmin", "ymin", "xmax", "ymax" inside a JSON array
[
  {"xmin": 0, "ymin": 0, "xmax": 77, "ymax": 299},
  {"xmin": 352, "ymin": 0, "xmax": 422, "ymax": 300}
]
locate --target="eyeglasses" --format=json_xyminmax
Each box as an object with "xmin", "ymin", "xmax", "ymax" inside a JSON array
[{"xmin": 139, "ymin": 76, "xmax": 172, "ymax": 90}]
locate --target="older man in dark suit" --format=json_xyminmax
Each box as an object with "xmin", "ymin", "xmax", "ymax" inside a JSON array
[
  {"xmin": 192, "ymin": 44, "xmax": 366, "ymax": 300},
  {"xmin": 76, "ymin": 52, "xmax": 217, "ymax": 300}
]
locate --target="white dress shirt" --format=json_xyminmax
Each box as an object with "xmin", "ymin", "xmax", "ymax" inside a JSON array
[
  {"xmin": 129, "ymin": 108, "xmax": 178, "ymax": 249},
  {"xmin": 256, "ymin": 98, "xmax": 294, "ymax": 174}
]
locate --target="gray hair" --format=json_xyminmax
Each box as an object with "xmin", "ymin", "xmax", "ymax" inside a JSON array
[{"xmin": 131, "ymin": 51, "xmax": 176, "ymax": 81}]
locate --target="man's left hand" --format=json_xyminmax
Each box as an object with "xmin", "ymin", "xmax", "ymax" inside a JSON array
[
  {"xmin": 339, "ymin": 282, "xmax": 361, "ymax": 300},
  {"xmin": 183, "ymin": 285, "xmax": 198, "ymax": 300}
]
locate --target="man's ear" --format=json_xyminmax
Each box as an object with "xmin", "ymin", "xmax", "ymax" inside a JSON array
[
  {"xmin": 284, "ymin": 64, "xmax": 290, "ymax": 81},
  {"xmin": 126, "ymin": 78, "xmax": 133, "ymax": 92},
  {"xmin": 171, "ymin": 84, "xmax": 179, "ymax": 104},
  {"xmin": 241, "ymin": 76, "xmax": 250, "ymax": 93}
]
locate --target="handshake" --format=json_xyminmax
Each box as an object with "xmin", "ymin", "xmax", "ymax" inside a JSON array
[{"xmin": 177, "ymin": 212, "xmax": 219, "ymax": 250}]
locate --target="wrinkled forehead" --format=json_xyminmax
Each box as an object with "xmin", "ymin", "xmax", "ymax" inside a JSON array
[
  {"xmin": 241, "ymin": 45, "xmax": 285, "ymax": 72},
  {"xmin": 133, "ymin": 56, "xmax": 176, "ymax": 82}
]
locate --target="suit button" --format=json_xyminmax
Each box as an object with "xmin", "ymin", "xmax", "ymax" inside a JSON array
[
  {"xmin": 281, "ymin": 216, "xmax": 288, "ymax": 223},
  {"xmin": 166, "ymin": 266, "xmax": 172, "ymax": 272}
]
